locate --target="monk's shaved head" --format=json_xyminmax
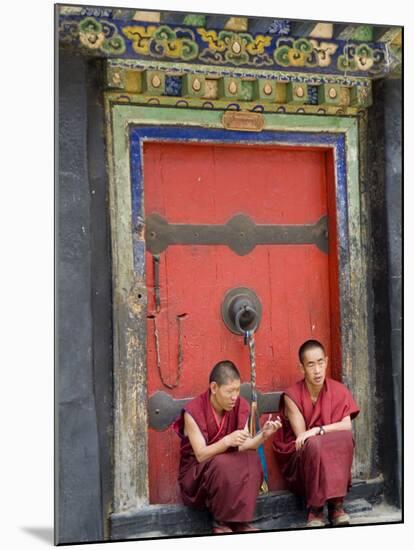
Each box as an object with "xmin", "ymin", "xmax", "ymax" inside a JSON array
[
  {"xmin": 209, "ymin": 360, "xmax": 240, "ymax": 386},
  {"xmin": 299, "ymin": 339, "xmax": 326, "ymax": 365}
]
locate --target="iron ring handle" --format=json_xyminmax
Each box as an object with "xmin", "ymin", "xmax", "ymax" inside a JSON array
[{"xmin": 235, "ymin": 305, "xmax": 258, "ymax": 334}]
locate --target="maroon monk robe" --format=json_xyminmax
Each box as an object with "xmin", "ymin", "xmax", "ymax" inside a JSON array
[
  {"xmin": 273, "ymin": 378, "xmax": 360, "ymax": 508},
  {"xmin": 173, "ymin": 389, "xmax": 263, "ymax": 522}
]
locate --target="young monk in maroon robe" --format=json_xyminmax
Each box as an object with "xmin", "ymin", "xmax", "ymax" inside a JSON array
[
  {"xmin": 273, "ymin": 340, "xmax": 359, "ymax": 528},
  {"xmin": 173, "ymin": 360, "xmax": 282, "ymax": 534}
]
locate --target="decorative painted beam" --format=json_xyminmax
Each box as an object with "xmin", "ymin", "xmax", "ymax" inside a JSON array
[
  {"xmin": 351, "ymin": 25, "xmax": 374, "ymax": 41},
  {"xmin": 333, "ymin": 24, "xmax": 349, "ymax": 39},
  {"xmin": 224, "ymin": 17, "xmax": 248, "ymax": 32},
  {"xmin": 374, "ymin": 26, "xmax": 402, "ymax": 43},
  {"xmin": 132, "ymin": 11, "xmax": 160, "ymax": 23},
  {"xmin": 58, "ymin": 12, "xmax": 392, "ymax": 78},
  {"xmin": 290, "ymin": 20, "xmax": 318, "ymax": 37},
  {"xmin": 159, "ymin": 12, "xmax": 185, "ymax": 25},
  {"xmin": 205, "ymin": 15, "xmax": 229, "ymax": 29},
  {"xmin": 103, "ymin": 61, "xmax": 372, "ymax": 111},
  {"xmin": 183, "ymin": 14, "xmax": 206, "ymax": 26},
  {"xmin": 334, "ymin": 24, "xmax": 373, "ymax": 41},
  {"xmin": 387, "ymin": 44, "xmax": 402, "ymax": 76},
  {"xmin": 391, "ymin": 30, "xmax": 402, "ymax": 46},
  {"xmin": 309, "ymin": 23, "xmax": 333, "ymax": 39},
  {"xmin": 247, "ymin": 18, "xmax": 290, "ymax": 35}
]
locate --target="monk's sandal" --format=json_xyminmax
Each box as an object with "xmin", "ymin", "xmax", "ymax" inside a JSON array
[
  {"xmin": 306, "ymin": 506, "xmax": 325, "ymax": 527},
  {"xmin": 231, "ymin": 522, "xmax": 260, "ymax": 532},
  {"xmin": 212, "ymin": 520, "xmax": 233, "ymax": 534},
  {"xmin": 328, "ymin": 498, "xmax": 350, "ymax": 526}
]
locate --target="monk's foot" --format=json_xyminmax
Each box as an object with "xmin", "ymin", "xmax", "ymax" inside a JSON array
[
  {"xmin": 328, "ymin": 498, "xmax": 350, "ymax": 526},
  {"xmin": 306, "ymin": 506, "xmax": 325, "ymax": 528},
  {"xmin": 231, "ymin": 522, "xmax": 260, "ymax": 533},
  {"xmin": 212, "ymin": 520, "xmax": 233, "ymax": 534}
]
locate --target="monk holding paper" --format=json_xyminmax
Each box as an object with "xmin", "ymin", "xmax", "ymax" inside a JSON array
[
  {"xmin": 273, "ymin": 340, "xmax": 360, "ymax": 527},
  {"xmin": 174, "ymin": 360, "xmax": 281, "ymax": 534}
]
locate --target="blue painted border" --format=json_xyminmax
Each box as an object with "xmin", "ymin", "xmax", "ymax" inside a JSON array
[
  {"xmin": 129, "ymin": 126, "xmax": 348, "ymax": 276},
  {"xmin": 59, "ymin": 14, "xmax": 388, "ymax": 77}
]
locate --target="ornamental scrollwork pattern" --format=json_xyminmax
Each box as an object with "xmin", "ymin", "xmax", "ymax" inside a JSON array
[
  {"xmin": 58, "ymin": 15, "xmax": 394, "ymax": 77},
  {"xmin": 78, "ymin": 17, "xmax": 126, "ymax": 54},
  {"xmin": 337, "ymin": 43, "xmax": 387, "ymax": 73},
  {"xmin": 197, "ymin": 29, "xmax": 273, "ymax": 67},
  {"xmin": 273, "ymin": 38, "xmax": 338, "ymax": 68},
  {"xmin": 123, "ymin": 25, "xmax": 199, "ymax": 60}
]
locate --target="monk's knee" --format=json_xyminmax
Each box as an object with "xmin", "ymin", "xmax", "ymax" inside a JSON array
[
  {"xmin": 245, "ymin": 449, "xmax": 261, "ymax": 462},
  {"xmin": 335, "ymin": 430, "xmax": 354, "ymax": 450},
  {"xmin": 304, "ymin": 435, "xmax": 322, "ymax": 456},
  {"xmin": 209, "ymin": 453, "xmax": 229, "ymax": 470},
  {"xmin": 326, "ymin": 430, "xmax": 354, "ymax": 447},
  {"xmin": 209, "ymin": 451, "xmax": 261, "ymax": 480}
]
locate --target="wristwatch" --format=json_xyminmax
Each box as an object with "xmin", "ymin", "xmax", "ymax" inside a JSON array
[{"xmin": 318, "ymin": 426, "xmax": 325, "ymax": 435}]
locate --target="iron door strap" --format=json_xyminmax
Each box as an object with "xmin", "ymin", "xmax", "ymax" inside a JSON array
[
  {"xmin": 148, "ymin": 385, "xmax": 282, "ymax": 431},
  {"xmin": 145, "ymin": 213, "xmax": 328, "ymax": 255}
]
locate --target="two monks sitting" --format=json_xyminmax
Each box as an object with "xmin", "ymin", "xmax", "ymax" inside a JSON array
[{"xmin": 174, "ymin": 339, "xmax": 359, "ymax": 533}]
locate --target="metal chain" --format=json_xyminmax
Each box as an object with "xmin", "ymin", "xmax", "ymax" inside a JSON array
[
  {"xmin": 246, "ymin": 330, "xmax": 269, "ymax": 494},
  {"xmin": 151, "ymin": 313, "xmax": 185, "ymax": 390},
  {"xmin": 247, "ymin": 332, "xmax": 257, "ymax": 402}
]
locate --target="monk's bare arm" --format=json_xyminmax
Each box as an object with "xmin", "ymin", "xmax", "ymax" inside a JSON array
[
  {"xmin": 285, "ymin": 396, "xmax": 320, "ymax": 451},
  {"xmin": 286, "ymin": 392, "xmax": 353, "ymax": 450},
  {"xmin": 184, "ymin": 412, "xmax": 249, "ymax": 463},
  {"xmin": 323, "ymin": 415, "xmax": 352, "ymax": 432},
  {"xmin": 284, "ymin": 396, "xmax": 307, "ymax": 437}
]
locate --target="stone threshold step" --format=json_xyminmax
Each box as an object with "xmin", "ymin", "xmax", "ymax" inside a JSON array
[{"xmin": 110, "ymin": 477, "xmax": 384, "ymax": 540}]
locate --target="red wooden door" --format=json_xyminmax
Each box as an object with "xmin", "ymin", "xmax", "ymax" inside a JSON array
[{"xmin": 143, "ymin": 142, "xmax": 340, "ymax": 504}]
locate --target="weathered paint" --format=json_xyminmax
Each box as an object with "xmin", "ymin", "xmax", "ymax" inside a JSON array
[
  {"xmin": 128, "ymin": 124, "xmax": 348, "ymax": 226},
  {"xmin": 105, "ymin": 57, "xmax": 374, "ymax": 89},
  {"xmin": 59, "ymin": 11, "xmax": 396, "ymax": 77},
  {"xmin": 106, "ymin": 101, "xmax": 371, "ymax": 513},
  {"xmin": 308, "ymin": 23, "xmax": 333, "ymax": 39},
  {"xmin": 107, "ymin": 91, "xmax": 366, "ymax": 116},
  {"xmin": 107, "ymin": 106, "xmax": 149, "ymax": 513},
  {"xmin": 143, "ymin": 140, "xmax": 337, "ymax": 501},
  {"xmin": 103, "ymin": 57, "xmax": 373, "ymax": 113},
  {"xmin": 132, "ymin": 11, "xmax": 160, "ymax": 23},
  {"xmin": 224, "ymin": 16, "xmax": 248, "ymax": 31}
]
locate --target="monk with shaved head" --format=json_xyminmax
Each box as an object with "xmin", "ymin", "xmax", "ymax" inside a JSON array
[
  {"xmin": 174, "ymin": 360, "xmax": 281, "ymax": 534},
  {"xmin": 273, "ymin": 340, "xmax": 360, "ymax": 527}
]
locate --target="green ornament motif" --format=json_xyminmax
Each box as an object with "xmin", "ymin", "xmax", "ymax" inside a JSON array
[
  {"xmin": 337, "ymin": 54, "xmax": 358, "ymax": 71},
  {"xmin": 337, "ymin": 43, "xmax": 376, "ymax": 72},
  {"xmin": 150, "ymin": 25, "xmax": 199, "ymax": 60},
  {"xmin": 102, "ymin": 36, "xmax": 126, "ymax": 54},
  {"xmin": 198, "ymin": 29, "xmax": 272, "ymax": 67},
  {"xmin": 79, "ymin": 16, "xmax": 100, "ymax": 33},
  {"xmin": 78, "ymin": 17, "xmax": 126, "ymax": 54},
  {"xmin": 274, "ymin": 38, "xmax": 317, "ymax": 67},
  {"xmin": 123, "ymin": 24, "xmax": 198, "ymax": 60}
]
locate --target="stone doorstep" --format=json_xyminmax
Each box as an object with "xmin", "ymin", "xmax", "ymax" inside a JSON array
[{"xmin": 110, "ymin": 477, "xmax": 384, "ymax": 540}]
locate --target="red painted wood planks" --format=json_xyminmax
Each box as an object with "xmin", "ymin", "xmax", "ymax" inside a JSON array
[{"xmin": 143, "ymin": 142, "xmax": 339, "ymax": 502}]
